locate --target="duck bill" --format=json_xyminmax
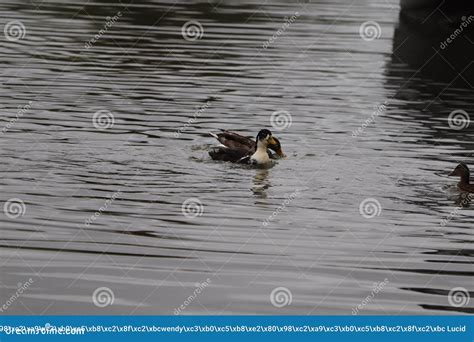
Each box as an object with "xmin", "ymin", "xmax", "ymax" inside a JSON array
[
  {"xmin": 267, "ymin": 136, "xmax": 277, "ymax": 145},
  {"xmin": 275, "ymin": 148, "xmax": 286, "ymax": 158},
  {"xmin": 449, "ymin": 171, "xmax": 456, "ymax": 176}
]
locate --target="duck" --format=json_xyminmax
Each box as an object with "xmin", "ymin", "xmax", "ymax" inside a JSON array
[
  {"xmin": 209, "ymin": 129, "xmax": 284, "ymax": 164},
  {"xmin": 449, "ymin": 162, "xmax": 474, "ymax": 193}
]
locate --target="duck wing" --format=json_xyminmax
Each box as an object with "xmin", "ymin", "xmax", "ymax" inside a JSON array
[{"xmin": 210, "ymin": 130, "xmax": 255, "ymax": 152}]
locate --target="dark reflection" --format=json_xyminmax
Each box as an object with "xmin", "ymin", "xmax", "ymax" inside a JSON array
[
  {"xmin": 383, "ymin": 4, "xmax": 474, "ymax": 221},
  {"xmin": 0, "ymin": 244, "xmax": 189, "ymax": 259},
  {"xmin": 392, "ymin": 4, "xmax": 474, "ymax": 88},
  {"xmin": 356, "ymin": 265, "xmax": 473, "ymax": 277},
  {"xmin": 401, "ymin": 287, "xmax": 474, "ymax": 314},
  {"xmin": 422, "ymin": 248, "xmax": 474, "ymax": 258},
  {"xmin": 251, "ymin": 169, "xmax": 271, "ymax": 198},
  {"xmin": 385, "ymin": 4, "xmax": 474, "ymax": 154},
  {"xmin": 105, "ymin": 229, "xmax": 273, "ymax": 255},
  {"xmin": 420, "ymin": 304, "xmax": 473, "ymax": 314}
]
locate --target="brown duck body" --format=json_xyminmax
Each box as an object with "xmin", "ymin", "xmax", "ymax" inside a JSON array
[
  {"xmin": 213, "ymin": 131, "xmax": 255, "ymax": 151},
  {"xmin": 449, "ymin": 163, "xmax": 474, "ymax": 193},
  {"xmin": 209, "ymin": 130, "xmax": 284, "ymax": 163}
]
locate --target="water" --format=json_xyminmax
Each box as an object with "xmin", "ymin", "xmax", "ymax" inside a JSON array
[{"xmin": 0, "ymin": 0, "xmax": 473, "ymax": 315}]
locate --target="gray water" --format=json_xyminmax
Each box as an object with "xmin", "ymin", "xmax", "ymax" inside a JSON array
[{"xmin": 0, "ymin": 0, "xmax": 473, "ymax": 315}]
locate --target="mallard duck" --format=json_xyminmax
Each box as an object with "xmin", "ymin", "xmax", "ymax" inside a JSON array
[
  {"xmin": 209, "ymin": 129, "xmax": 284, "ymax": 164},
  {"xmin": 449, "ymin": 162, "xmax": 474, "ymax": 193}
]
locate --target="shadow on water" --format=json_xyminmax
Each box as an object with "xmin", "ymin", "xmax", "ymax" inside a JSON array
[
  {"xmin": 384, "ymin": 2, "xmax": 474, "ymax": 197},
  {"xmin": 402, "ymin": 287, "xmax": 474, "ymax": 314},
  {"xmin": 387, "ymin": 4, "xmax": 474, "ymax": 141},
  {"xmin": 382, "ymin": 4, "xmax": 474, "ymax": 313},
  {"xmin": 394, "ymin": 4, "xmax": 474, "ymax": 87}
]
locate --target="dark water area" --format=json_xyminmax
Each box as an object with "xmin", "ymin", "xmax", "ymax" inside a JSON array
[{"xmin": 0, "ymin": 0, "xmax": 473, "ymax": 315}]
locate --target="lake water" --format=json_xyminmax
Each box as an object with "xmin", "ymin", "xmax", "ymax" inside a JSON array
[{"xmin": 0, "ymin": 0, "xmax": 473, "ymax": 315}]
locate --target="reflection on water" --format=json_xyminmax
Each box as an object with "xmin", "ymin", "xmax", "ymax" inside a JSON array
[
  {"xmin": 252, "ymin": 170, "xmax": 271, "ymax": 198},
  {"xmin": 454, "ymin": 192, "xmax": 472, "ymax": 208},
  {"xmin": 0, "ymin": 0, "xmax": 473, "ymax": 315},
  {"xmin": 394, "ymin": 5, "xmax": 474, "ymax": 88}
]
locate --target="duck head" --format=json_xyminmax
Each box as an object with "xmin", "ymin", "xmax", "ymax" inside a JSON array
[
  {"xmin": 449, "ymin": 162, "xmax": 470, "ymax": 183},
  {"xmin": 255, "ymin": 129, "xmax": 277, "ymax": 148}
]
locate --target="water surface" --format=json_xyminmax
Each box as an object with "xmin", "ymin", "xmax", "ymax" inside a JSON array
[{"xmin": 0, "ymin": 0, "xmax": 473, "ymax": 315}]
